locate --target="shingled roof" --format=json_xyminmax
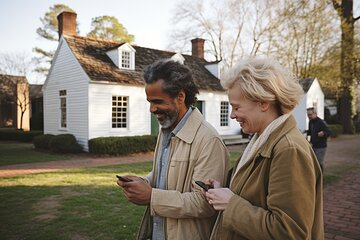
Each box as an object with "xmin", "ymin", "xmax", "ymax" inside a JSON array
[
  {"xmin": 63, "ymin": 35, "xmax": 224, "ymax": 92},
  {"xmin": 299, "ymin": 78, "xmax": 315, "ymax": 92}
]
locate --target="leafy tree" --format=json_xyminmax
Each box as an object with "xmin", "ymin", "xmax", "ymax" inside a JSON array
[
  {"xmin": 270, "ymin": 1, "xmax": 338, "ymax": 79},
  {"xmin": 332, "ymin": 0, "xmax": 360, "ymax": 133},
  {"xmin": 33, "ymin": 4, "xmax": 78, "ymax": 77},
  {"xmin": 87, "ymin": 16, "xmax": 134, "ymax": 43}
]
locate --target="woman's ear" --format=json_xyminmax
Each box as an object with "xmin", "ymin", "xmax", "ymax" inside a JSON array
[{"xmin": 259, "ymin": 101, "xmax": 270, "ymax": 112}]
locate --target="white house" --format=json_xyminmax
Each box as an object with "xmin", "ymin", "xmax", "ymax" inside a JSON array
[
  {"xmin": 42, "ymin": 11, "xmax": 239, "ymax": 151},
  {"xmin": 292, "ymin": 78, "xmax": 325, "ymax": 132}
]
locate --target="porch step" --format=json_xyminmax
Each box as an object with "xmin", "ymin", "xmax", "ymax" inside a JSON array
[{"xmin": 221, "ymin": 135, "xmax": 250, "ymax": 146}]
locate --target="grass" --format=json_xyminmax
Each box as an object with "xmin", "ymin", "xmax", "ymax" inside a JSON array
[
  {"xmin": 0, "ymin": 141, "xmax": 357, "ymax": 239},
  {"xmin": 0, "ymin": 142, "xmax": 89, "ymax": 166},
  {"xmin": 0, "ymin": 162, "xmax": 152, "ymax": 240}
]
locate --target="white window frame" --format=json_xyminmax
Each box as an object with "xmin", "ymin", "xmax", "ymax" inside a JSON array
[
  {"xmin": 220, "ymin": 101, "xmax": 229, "ymax": 127},
  {"xmin": 112, "ymin": 95, "xmax": 128, "ymax": 129},
  {"xmin": 59, "ymin": 90, "xmax": 67, "ymax": 129},
  {"xmin": 121, "ymin": 51, "xmax": 131, "ymax": 69}
]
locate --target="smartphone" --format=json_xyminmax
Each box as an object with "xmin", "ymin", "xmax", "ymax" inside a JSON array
[
  {"xmin": 116, "ymin": 175, "xmax": 133, "ymax": 182},
  {"xmin": 195, "ymin": 181, "xmax": 213, "ymax": 191}
]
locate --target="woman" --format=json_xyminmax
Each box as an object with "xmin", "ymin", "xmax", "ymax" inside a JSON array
[{"xmin": 206, "ymin": 57, "xmax": 323, "ymax": 239}]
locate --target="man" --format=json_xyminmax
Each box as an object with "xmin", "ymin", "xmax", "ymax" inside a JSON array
[
  {"xmin": 117, "ymin": 59, "xmax": 229, "ymax": 240},
  {"xmin": 306, "ymin": 107, "xmax": 331, "ymax": 171}
]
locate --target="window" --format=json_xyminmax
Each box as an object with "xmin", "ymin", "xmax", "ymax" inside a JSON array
[
  {"xmin": 112, "ymin": 96, "xmax": 128, "ymax": 128},
  {"xmin": 220, "ymin": 101, "xmax": 229, "ymax": 126},
  {"xmin": 312, "ymin": 99, "xmax": 318, "ymax": 112},
  {"xmin": 121, "ymin": 51, "xmax": 131, "ymax": 68},
  {"xmin": 59, "ymin": 90, "xmax": 67, "ymax": 128}
]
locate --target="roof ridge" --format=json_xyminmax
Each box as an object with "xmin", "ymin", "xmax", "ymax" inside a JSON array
[{"xmin": 63, "ymin": 34, "xmax": 124, "ymax": 45}]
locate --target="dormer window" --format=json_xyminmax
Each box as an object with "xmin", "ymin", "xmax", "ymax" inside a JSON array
[
  {"xmin": 121, "ymin": 51, "xmax": 131, "ymax": 68},
  {"xmin": 106, "ymin": 43, "xmax": 136, "ymax": 70}
]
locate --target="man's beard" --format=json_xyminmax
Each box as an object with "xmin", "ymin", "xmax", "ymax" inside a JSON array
[{"xmin": 155, "ymin": 108, "xmax": 179, "ymax": 129}]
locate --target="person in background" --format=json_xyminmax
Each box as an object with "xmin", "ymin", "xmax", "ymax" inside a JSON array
[
  {"xmin": 205, "ymin": 57, "xmax": 324, "ymax": 239},
  {"xmin": 306, "ymin": 107, "xmax": 332, "ymax": 171},
  {"xmin": 117, "ymin": 59, "xmax": 229, "ymax": 240}
]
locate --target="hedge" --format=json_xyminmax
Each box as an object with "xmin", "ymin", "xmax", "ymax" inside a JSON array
[
  {"xmin": 328, "ymin": 124, "xmax": 342, "ymax": 138},
  {"xmin": 33, "ymin": 133, "xmax": 82, "ymax": 153},
  {"xmin": 0, "ymin": 128, "xmax": 43, "ymax": 142},
  {"xmin": 48, "ymin": 134, "xmax": 83, "ymax": 153},
  {"xmin": 88, "ymin": 135, "xmax": 157, "ymax": 155},
  {"xmin": 33, "ymin": 134, "xmax": 55, "ymax": 150}
]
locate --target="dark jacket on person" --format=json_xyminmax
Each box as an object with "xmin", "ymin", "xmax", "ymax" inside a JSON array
[{"xmin": 307, "ymin": 117, "xmax": 331, "ymax": 148}]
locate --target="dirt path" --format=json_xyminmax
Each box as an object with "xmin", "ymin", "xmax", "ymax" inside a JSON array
[
  {"xmin": 0, "ymin": 134, "xmax": 359, "ymax": 178},
  {"xmin": 0, "ymin": 152, "xmax": 154, "ymax": 177}
]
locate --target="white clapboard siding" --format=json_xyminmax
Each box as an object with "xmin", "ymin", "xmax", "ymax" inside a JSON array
[
  {"xmin": 88, "ymin": 83, "xmax": 150, "ymax": 140},
  {"xmin": 43, "ymin": 39, "xmax": 90, "ymax": 150},
  {"xmin": 293, "ymin": 78, "xmax": 324, "ymax": 132},
  {"xmin": 198, "ymin": 90, "xmax": 240, "ymax": 135}
]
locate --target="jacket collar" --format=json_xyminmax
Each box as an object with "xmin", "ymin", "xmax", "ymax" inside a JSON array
[
  {"xmin": 174, "ymin": 107, "xmax": 203, "ymax": 144},
  {"xmin": 257, "ymin": 115, "xmax": 297, "ymax": 159}
]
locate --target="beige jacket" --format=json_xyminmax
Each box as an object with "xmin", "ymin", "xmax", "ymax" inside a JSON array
[
  {"xmin": 137, "ymin": 108, "xmax": 229, "ymax": 240},
  {"xmin": 211, "ymin": 116, "xmax": 324, "ymax": 240}
]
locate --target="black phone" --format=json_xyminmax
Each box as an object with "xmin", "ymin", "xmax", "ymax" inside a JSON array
[
  {"xmin": 116, "ymin": 175, "xmax": 133, "ymax": 182},
  {"xmin": 195, "ymin": 181, "xmax": 213, "ymax": 191}
]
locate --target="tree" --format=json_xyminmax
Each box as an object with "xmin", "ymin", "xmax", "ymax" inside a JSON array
[
  {"xmin": 87, "ymin": 16, "xmax": 134, "ymax": 43},
  {"xmin": 33, "ymin": 4, "xmax": 78, "ymax": 77},
  {"xmin": 332, "ymin": 0, "xmax": 360, "ymax": 133},
  {"xmin": 169, "ymin": 0, "xmax": 336, "ymax": 75},
  {"xmin": 270, "ymin": 1, "xmax": 338, "ymax": 79},
  {"xmin": 0, "ymin": 52, "xmax": 32, "ymax": 130}
]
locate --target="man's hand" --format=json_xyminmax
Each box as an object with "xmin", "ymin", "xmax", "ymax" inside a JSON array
[
  {"xmin": 117, "ymin": 177, "xmax": 152, "ymax": 205},
  {"xmin": 318, "ymin": 131, "xmax": 325, "ymax": 137}
]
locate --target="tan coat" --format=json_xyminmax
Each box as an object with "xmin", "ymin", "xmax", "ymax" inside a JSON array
[
  {"xmin": 137, "ymin": 108, "xmax": 229, "ymax": 240},
  {"xmin": 211, "ymin": 116, "xmax": 324, "ymax": 240}
]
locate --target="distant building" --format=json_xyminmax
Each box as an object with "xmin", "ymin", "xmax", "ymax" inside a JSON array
[
  {"xmin": 0, "ymin": 74, "xmax": 30, "ymax": 131},
  {"xmin": 293, "ymin": 78, "xmax": 324, "ymax": 132},
  {"xmin": 29, "ymin": 84, "xmax": 43, "ymax": 130},
  {"xmin": 43, "ymin": 11, "xmax": 239, "ymax": 151}
]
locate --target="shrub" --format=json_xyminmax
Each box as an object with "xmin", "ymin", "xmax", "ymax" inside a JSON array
[
  {"xmin": 328, "ymin": 124, "xmax": 343, "ymax": 138},
  {"xmin": 0, "ymin": 128, "xmax": 43, "ymax": 142},
  {"xmin": 49, "ymin": 134, "xmax": 82, "ymax": 153},
  {"xmin": 88, "ymin": 135, "xmax": 157, "ymax": 155},
  {"xmin": 33, "ymin": 134, "xmax": 55, "ymax": 150}
]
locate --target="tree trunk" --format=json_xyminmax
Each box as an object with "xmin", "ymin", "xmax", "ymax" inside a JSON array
[{"xmin": 334, "ymin": 0, "xmax": 356, "ymax": 134}]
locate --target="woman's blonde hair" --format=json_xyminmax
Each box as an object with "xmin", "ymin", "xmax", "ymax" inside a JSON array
[{"xmin": 221, "ymin": 56, "xmax": 304, "ymax": 114}]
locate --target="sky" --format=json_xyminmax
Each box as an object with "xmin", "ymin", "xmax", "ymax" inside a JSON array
[{"xmin": 0, "ymin": 0, "xmax": 177, "ymax": 83}]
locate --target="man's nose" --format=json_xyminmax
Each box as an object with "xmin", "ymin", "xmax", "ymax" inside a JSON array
[{"xmin": 150, "ymin": 104, "xmax": 157, "ymax": 113}]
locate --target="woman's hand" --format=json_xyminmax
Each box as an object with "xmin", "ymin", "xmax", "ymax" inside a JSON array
[
  {"xmin": 205, "ymin": 188, "xmax": 234, "ymax": 211},
  {"xmin": 205, "ymin": 178, "xmax": 222, "ymax": 189}
]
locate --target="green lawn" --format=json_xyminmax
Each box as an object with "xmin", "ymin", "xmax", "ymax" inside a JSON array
[
  {"xmin": 0, "ymin": 141, "xmax": 350, "ymax": 239},
  {"xmin": 0, "ymin": 162, "xmax": 152, "ymax": 240},
  {"xmin": 0, "ymin": 142, "xmax": 89, "ymax": 166}
]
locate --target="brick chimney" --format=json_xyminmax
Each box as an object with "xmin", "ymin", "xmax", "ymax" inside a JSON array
[
  {"xmin": 57, "ymin": 11, "xmax": 77, "ymax": 40},
  {"xmin": 191, "ymin": 38, "xmax": 205, "ymax": 59}
]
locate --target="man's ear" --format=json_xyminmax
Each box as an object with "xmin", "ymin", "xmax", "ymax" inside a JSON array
[{"xmin": 177, "ymin": 90, "xmax": 186, "ymax": 103}]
